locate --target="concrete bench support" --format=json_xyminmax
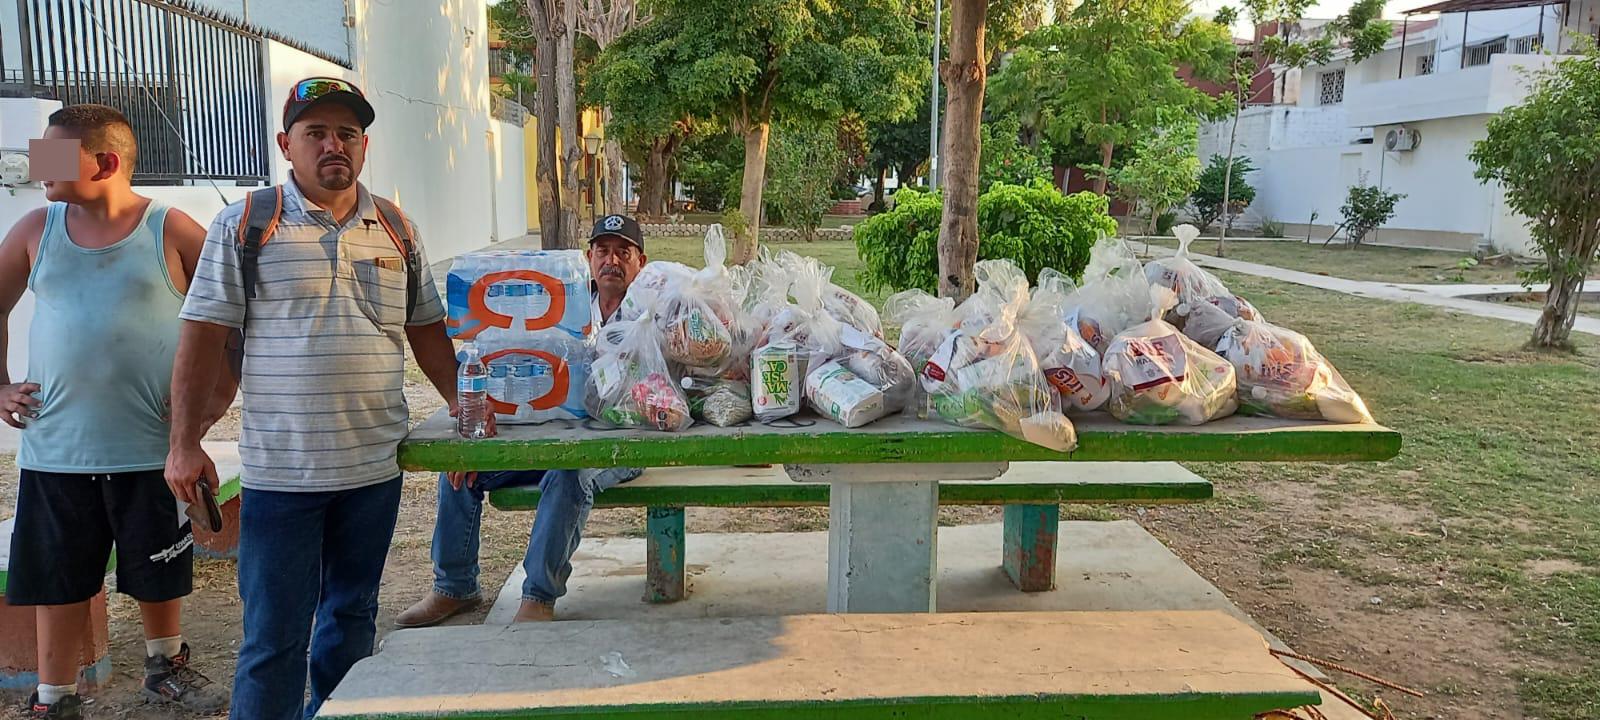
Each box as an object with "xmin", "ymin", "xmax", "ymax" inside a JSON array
[
  {"xmin": 644, "ymin": 507, "xmax": 685, "ymax": 604},
  {"xmin": 1002, "ymin": 503, "xmax": 1060, "ymax": 592}
]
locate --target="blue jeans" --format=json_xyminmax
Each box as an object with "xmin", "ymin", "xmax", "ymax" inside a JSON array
[
  {"xmin": 231, "ymin": 477, "xmax": 403, "ymax": 720},
  {"xmin": 430, "ymin": 467, "xmax": 638, "ymax": 604}
]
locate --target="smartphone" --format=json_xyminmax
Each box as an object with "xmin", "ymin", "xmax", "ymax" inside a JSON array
[{"xmin": 185, "ymin": 478, "xmax": 224, "ymax": 533}]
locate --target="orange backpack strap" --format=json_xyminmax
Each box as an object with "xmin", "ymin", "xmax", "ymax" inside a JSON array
[
  {"xmin": 370, "ymin": 196, "xmax": 421, "ymax": 322},
  {"xmin": 236, "ymin": 186, "xmax": 283, "ymax": 301}
]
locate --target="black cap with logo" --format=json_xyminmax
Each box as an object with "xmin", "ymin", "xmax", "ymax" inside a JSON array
[
  {"xmin": 283, "ymin": 77, "xmax": 376, "ymax": 130},
  {"xmin": 589, "ymin": 214, "xmax": 644, "ymax": 251}
]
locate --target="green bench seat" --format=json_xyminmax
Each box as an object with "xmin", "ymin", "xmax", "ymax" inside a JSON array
[
  {"xmin": 320, "ymin": 610, "xmax": 1323, "ymax": 720},
  {"xmin": 488, "ymin": 462, "xmax": 1211, "ymax": 599}
]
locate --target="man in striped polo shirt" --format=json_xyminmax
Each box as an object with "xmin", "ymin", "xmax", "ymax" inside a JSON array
[{"xmin": 164, "ymin": 78, "xmax": 460, "ymax": 720}]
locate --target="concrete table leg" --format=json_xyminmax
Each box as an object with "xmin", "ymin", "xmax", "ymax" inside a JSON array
[{"xmin": 787, "ymin": 463, "xmax": 1008, "ymax": 614}]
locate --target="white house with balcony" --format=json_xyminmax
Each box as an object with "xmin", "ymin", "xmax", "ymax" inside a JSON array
[{"xmin": 1199, "ymin": 0, "xmax": 1600, "ymax": 254}]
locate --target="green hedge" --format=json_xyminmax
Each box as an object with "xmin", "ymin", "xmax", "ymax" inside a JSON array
[{"xmin": 854, "ymin": 180, "xmax": 1117, "ymax": 293}]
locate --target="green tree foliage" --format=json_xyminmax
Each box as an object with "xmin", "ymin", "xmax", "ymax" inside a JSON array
[
  {"xmin": 979, "ymin": 117, "xmax": 1052, "ymax": 193},
  {"xmin": 865, "ymin": 100, "xmax": 931, "ymax": 208},
  {"xmin": 767, "ymin": 122, "xmax": 849, "ymax": 240},
  {"xmin": 987, "ymin": 0, "xmax": 1235, "ymax": 195},
  {"xmin": 1111, "ymin": 115, "xmax": 1200, "ymax": 234},
  {"xmin": 1190, "ymin": 154, "xmax": 1255, "ymax": 231},
  {"xmin": 598, "ymin": 0, "xmax": 928, "ymax": 260},
  {"xmin": 855, "ymin": 182, "xmax": 1117, "ymax": 292},
  {"xmin": 1472, "ymin": 45, "xmax": 1600, "ymax": 348}
]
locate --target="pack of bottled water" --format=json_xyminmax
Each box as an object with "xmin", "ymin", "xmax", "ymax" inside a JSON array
[{"xmin": 448, "ymin": 250, "xmax": 593, "ymax": 423}]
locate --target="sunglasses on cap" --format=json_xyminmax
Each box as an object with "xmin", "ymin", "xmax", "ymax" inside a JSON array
[{"xmin": 292, "ymin": 77, "xmax": 364, "ymax": 103}]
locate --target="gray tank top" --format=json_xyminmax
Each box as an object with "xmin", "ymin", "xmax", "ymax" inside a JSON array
[{"xmin": 19, "ymin": 200, "xmax": 184, "ymax": 472}]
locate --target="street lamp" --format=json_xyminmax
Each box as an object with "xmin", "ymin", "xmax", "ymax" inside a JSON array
[
  {"xmin": 583, "ymin": 128, "xmax": 605, "ymax": 217},
  {"xmin": 583, "ymin": 129, "xmax": 603, "ymax": 156}
]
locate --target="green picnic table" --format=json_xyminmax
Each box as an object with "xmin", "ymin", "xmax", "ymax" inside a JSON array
[{"xmin": 400, "ymin": 411, "xmax": 1399, "ymax": 613}]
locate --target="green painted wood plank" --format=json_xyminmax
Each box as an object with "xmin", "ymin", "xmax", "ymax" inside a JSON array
[
  {"xmin": 489, "ymin": 478, "xmax": 1211, "ymax": 511},
  {"xmin": 320, "ymin": 692, "xmax": 1322, "ymax": 720},
  {"xmin": 320, "ymin": 611, "xmax": 1322, "ymax": 720},
  {"xmin": 402, "ymin": 411, "xmax": 1400, "ymax": 472}
]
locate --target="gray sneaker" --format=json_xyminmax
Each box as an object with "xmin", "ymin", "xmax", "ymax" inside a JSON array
[
  {"xmin": 142, "ymin": 643, "xmax": 229, "ymax": 712},
  {"xmin": 26, "ymin": 692, "xmax": 84, "ymax": 720}
]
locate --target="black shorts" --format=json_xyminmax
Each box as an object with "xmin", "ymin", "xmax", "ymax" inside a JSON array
[{"xmin": 6, "ymin": 468, "xmax": 194, "ymax": 605}]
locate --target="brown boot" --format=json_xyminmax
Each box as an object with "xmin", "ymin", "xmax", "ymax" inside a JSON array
[
  {"xmin": 513, "ymin": 599, "xmax": 555, "ymax": 623},
  {"xmin": 395, "ymin": 591, "xmax": 481, "ymax": 629}
]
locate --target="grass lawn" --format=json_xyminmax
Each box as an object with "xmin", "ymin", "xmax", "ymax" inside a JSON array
[
  {"xmin": 1137, "ymin": 236, "xmax": 1559, "ymax": 285},
  {"xmin": 644, "ymin": 236, "xmax": 1600, "ymax": 719}
]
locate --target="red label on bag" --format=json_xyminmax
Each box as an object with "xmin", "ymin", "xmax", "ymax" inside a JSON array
[{"xmin": 923, "ymin": 362, "xmax": 947, "ymax": 382}]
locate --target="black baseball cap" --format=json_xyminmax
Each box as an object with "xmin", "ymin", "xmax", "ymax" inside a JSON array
[
  {"xmin": 589, "ymin": 214, "xmax": 645, "ymax": 251},
  {"xmin": 283, "ymin": 77, "xmax": 376, "ymax": 130}
]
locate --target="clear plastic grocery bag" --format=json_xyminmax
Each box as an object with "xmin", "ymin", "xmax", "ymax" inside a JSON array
[
  {"xmin": 1100, "ymin": 289, "xmax": 1238, "ymax": 426},
  {"xmin": 1216, "ymin": 319, "xmax": 1373, "ymax": 423},
  {"xmin": 654, "ymin": 225, "xmax": 744, "ymax": 372},
  {"xmin": 884, "ymin": 289, "xmax": 960, "ymax": 419},
  {"xmin": 919, "ymin": 260, "xmax": 1077, "ymax": 451},
  {"xmin": 682, "ymin": 377, "xmax": 755, "ymax": 427},
  {"xmin": 805, "ymin": 325, "xmax": 916, "ymax": 428},
  {"xmin": 1020, "ymin": 273, "xmax": 1109, "ymax": 413},
  {"xmin": 620, "ymin": 261, "xmax": 694, "ymax": 321},
  {"xmin": 1061, "ymin": 236, "xmax": 1151, "ymax": 354},
  {"xmin": 774, "ymin": 251, "xmax": 883, "ymax": 337},
  {"xmin": 1144, "ymin": 224, "xmax": 1263, "ymax": 347},
  {"xmin": 585, "ymin": 317, "xmax": 694, "ymax": 432}
]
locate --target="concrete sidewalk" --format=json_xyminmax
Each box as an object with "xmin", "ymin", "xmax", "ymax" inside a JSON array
[{"xmin": 1146, "ymin": 246, "xmax": 1600, "ymax": 338}]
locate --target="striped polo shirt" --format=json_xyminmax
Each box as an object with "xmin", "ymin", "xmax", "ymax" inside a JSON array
[{"xmin": 181, "ymin": 179, "xmax": 445, "ymax": 492}]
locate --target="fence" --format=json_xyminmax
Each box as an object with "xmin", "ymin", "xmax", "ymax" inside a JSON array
[{"xmin": 1, "ymin": 0, "xmax": 270, "ymax": 184}]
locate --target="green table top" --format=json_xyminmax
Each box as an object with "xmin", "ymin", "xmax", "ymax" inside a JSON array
[{"xmin": 400, "ymin": 410, "xmax": 1400, "ymax": 472}]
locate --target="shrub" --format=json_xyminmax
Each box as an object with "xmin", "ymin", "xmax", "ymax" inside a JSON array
[
  {"xmin": 1338, "ymin": 183, "xmax": 1404, "ymax": 246},
  {"xmin": 1260, "ymin": 216, "xmax": 1286, "ymax": 238},
  {"xmin": 1155, "ymin": 210, "xmax": 1178, "ymax": 236},
  {"xmin": 766, "ymin": 123, "xmax": 846, "ymax": 242},
  {"xmin": 1190, "ymin": 154, "xmax": 1256, "ymax": 231},
  {"xmin": 979, "ymin": 117, "xmax": 1052, "ymax": 193},
  {"xmin": 855, "ymin": 180, "xmax": 1117, "ymax": 293}
]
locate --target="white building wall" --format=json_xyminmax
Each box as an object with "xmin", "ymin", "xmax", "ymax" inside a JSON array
[
  {"xmin": 349, "ymin": 0, "xmax": 496, "ymax": 261},
  {"xmin": 490, "ymin": 119, "xmax": 528, "ymax": 242}
]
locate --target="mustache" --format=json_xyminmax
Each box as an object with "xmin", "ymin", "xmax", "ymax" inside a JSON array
[
  {"xmin": 319, "ymin": 155, "xmax": 351, "ymax": 169},
  {"xmin": 598, "ymin": 266, "xmax": 625, "ymax": 278}
]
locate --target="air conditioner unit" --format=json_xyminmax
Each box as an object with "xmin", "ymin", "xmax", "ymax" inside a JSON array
[{"xmin": 1384, "ymin": 127, "xmax": 1420, "ymax": 152}]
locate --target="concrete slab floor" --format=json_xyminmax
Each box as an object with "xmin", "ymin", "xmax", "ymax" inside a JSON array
[{"xmin": 480, "ymin": 519, "xmax": 1322, "ymax": 680}]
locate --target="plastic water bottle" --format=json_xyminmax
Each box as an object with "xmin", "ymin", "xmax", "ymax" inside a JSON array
[{"xmin": 457, "ymin": 341, "xmax": 490, "ymax": 439}]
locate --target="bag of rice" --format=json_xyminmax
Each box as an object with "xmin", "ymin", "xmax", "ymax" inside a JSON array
[{"xmin": 682, "ymin": 376, "xmax": 755, "ymax": 427}]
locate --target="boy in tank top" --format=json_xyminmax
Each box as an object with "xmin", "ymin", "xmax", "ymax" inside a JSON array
[{"xmin": 0, "ymin": 105, "xmax": 234, "ymax": 718}]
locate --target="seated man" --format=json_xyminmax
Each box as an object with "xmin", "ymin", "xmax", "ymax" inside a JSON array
[{"xmin": 397, "ymin": 215, "xmax": 646, "ymax": 626}]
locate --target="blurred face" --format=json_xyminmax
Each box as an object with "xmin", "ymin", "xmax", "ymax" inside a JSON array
[
  {"xmin": 40, "ymin": 127, "xmax": 126, "ymax": 204},
  {"xmin": 587, "ymin": 236, "xmax": 646, "ymax": 295},
  {"xmin": 277, "ymin": 102, "xmax": 367, "ymax": 192}
]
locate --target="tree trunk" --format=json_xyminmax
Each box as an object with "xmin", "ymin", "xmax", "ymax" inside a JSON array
[
  {"xmin": 601, "ymin": 106, "xmax": 626, "ymax": 215},
  {"xmin": 555, "ymin": 0, "xmax": 583, "ymax": 249},
  {"xmin": 637, "ymin": 135, "xmax": 676, "ymax": 219},
  {"xmin": 1092, "ymin": 141, "xmax": 1113, "ymax": 196},
  {"xmin": 1217, "ymin": 103, "xmax": 1242, "ymax": 257},
  {"xmin": 531, "ymin": 6, "xmax": 562, "ymax": 250},
  {"xmin": 936, "ymin": 0, "xmax": 986, "ymax": 301},
  {"xmin": 733, "ymin": 121, "xmax": 771, "ymax": 265},
  {"xmin": 873, "ymin": 167, "xmax": 886, "ymax": 209},
  {"xmin": 1531, "ymin": 263, "xmax": 1584, "ymax": 349}
]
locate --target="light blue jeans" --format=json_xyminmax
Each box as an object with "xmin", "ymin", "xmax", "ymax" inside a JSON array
[{"xmin": 430, "ymin": 467, "xmax": 639, "ymax": 604}]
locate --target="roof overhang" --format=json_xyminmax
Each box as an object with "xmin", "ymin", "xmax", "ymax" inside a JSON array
[{"xmin": 1404, "ymin": 0, "xmax": 1563, "ymax": 15}]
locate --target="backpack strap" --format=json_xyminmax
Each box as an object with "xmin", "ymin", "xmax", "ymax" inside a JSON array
[
  {"xmin": 236, "ymin": 186, "xmax": 283, "ymax": 300},
  {"xmin": 370, "ymin": 196, "xmax": 421, "ymax": 323}
]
